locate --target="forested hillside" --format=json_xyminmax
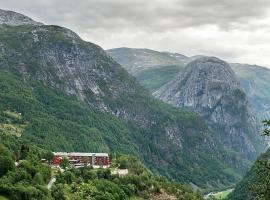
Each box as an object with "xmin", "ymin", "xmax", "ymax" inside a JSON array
[
  {"xmin": 0, "ymin": 67, "xmax": 242, "ymax": 192},
  {"xmin": 226, "ymin": 149, "xmax": 270, "ymax": 200},
  {"xmin": 226, "ymin": 121, "xmax": 270, "ymax": 200},
  {"xmin": 0, "ymin": 134, "xmax": 204, "ymax": 200},
  {"xmin": 0, "ymin": 134, "xmax": 52, "ymax": 199},
  {"xmin": 0, "ymin": 9, "xmax": 259, "ymax": 191}
]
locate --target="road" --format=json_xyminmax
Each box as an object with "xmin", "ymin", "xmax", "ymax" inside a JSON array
[{"xmin": 47, "ymin": 177, "xmax": 56, "ymax": 189}]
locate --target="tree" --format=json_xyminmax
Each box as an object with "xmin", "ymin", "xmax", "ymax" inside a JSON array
[
  {"xmin": 249, "ymin": 158, "xmax": 270, "ymax": 200},
  {"xmin": 51, "ymin": 184, "xmax": 67, "ymax": 200},
  {"xmin": 263, "ymin": 120, "xmax": 270, "ymax": 136},
  {"xmin": 33, "ymin": 172, "xmax": 44, "ymax": 185},
  {"xmin": 207, "ymin": 195, "xmax": 218, "ymax": 200},
  {"xmin": 0, "ymin": 144, "xmax": 12, "ymax": 158},
  {"xmin": 63, "ymin": 171, "xmax": 75, "ymax": 184},
  {"xmin": 44, "ymin": 151, "xmax": 54, "ymax": 164},
  {"xmin": 60, "ymin": 157, "xmax": 69, "ymax": 170},
  {"xmin": 244, "ymin": 120, "xmax": 270, "ymax": 200},
  {"xmin": 118, "ymin": 156, "xmax": 128, "ymax": 169},
  {"xmin": 0, "ymin": 155, "xmax": 15, "ymax": 177},
  {"xmin": 20, "ymin": 144, "xmax": 30, "ymax": 160}
]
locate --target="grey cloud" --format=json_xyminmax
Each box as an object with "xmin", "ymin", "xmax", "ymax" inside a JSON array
[
  {"xmin": 1, "ymin": 0, "xmax": 270, "ymax": 67},
  {"xmin": 2, "ymin": 0, "xmax": 270, "ymax": 32}
]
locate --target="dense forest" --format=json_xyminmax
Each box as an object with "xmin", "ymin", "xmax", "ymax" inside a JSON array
[
  {"xmin": 0, "ymin": 134, "xmax": 204, "ymax": 200},
  {"xmin": 0, "ymin": 134, "xmax": 52, "ymax": 199},
  {"xmin": 226, "ymin": 120, "xmax": 270, "ymax": 200}
]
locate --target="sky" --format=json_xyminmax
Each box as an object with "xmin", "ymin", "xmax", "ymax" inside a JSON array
[{"xmin": 1, "ymin": 0, "xmax": 270, "ymax": 67}]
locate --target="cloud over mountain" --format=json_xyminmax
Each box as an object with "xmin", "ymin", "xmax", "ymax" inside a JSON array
[{"xmin": 1, "ymin": 0, "xmax": 270, "ymax": 67}]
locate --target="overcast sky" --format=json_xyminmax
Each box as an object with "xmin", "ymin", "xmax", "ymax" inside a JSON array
[{"xmin": 1, "ymin": 0, "xmax": 270, "ymax": 67}]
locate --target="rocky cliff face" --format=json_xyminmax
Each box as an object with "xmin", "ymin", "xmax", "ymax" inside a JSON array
[
  {"xmin": 154, "ymin": 57, "xmax": 265, "ymax": 160},
  {"xmin": 108, "ymin": 48, "xmax": 270, "ymax": 121}
]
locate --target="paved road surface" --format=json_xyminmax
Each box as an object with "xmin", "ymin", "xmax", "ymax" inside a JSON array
[{"xmin": 47, "ymin": 177, "xmax": 56, "ymax": 189}]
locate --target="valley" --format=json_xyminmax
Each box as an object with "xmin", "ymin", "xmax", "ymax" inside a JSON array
[
  {"xmin": 0, "ymin": 7, "xmax": 269, "ymax": 200},
  {"xmin": 205, "ymin": 189, "xmax": 234, "ymax": 199}
]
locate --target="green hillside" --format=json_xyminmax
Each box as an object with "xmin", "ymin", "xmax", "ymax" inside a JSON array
[
  {"xmin": 226, "ymin": 148, "xmax": 270, "ymax": 200},
  {"xmin": 0, "ymin": 23, "xmax": 256, "ymax": 192},
  {"xmin": 107, "ymin": 48, "xmax": 185, "ymax": 92},
  {"xmin": 0, "ymin": 68, "xmax": 244, "ymax": 192},
  {"xmin": 136, "ymin": 65, "xmax": 183, "ymax": 92},
  {"xmin": 0, "ymin": 134, "xmax": 204, "ymax": 200}
]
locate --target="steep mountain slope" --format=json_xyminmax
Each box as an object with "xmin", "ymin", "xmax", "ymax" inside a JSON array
[
  {"xmin": 0, "ymin": 9, "xmax": 249, "ymax": 191},
  {"xmin": 226, "ymin": 148, "xmax": 270, "ymax": 200},
  {"xmin": 108, "ymin": 48, "xmax": 270, "ymax": 120},
  {"xmin": 231, "ymin": 63, "xmax": 270, "ymax": 120},
  {"xmin": 154, "ymin": 57, "xmax": 265, "ymax": 160}
]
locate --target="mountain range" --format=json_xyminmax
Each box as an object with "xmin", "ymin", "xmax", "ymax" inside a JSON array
[
  {"xmin": 0, "ymin": 9, "xmax": 267, "ymax": 194},
  {"xmin": 108, "ymin": 48, "xmax": 270, "ymax": 120}
]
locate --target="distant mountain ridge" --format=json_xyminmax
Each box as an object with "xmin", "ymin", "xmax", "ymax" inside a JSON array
[
  {"xmin": 107, "ymin": 47, "xmax": 270, "ymax": 120},
  {"xmin": 0, "ymin": 9, "xmax": 42, "ymax": 26},
  {"xmin": 107, "ymin": 47, "xmax": 184, "ymax": 74}
]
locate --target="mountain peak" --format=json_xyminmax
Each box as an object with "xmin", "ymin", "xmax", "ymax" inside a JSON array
[
  {"xmin": 0, "ymin": 9, "xmax": 43, "ymax": 26},
  {"xmin": 154, "ymin": 57, "xmax": 239, "ymax": 103},
  {"xmin": 154, "ymin": 56, "xmax": 264, "ymax": 159},
  {"xmin": 182, "ymin": 56, "xmax": 239, "ymax": 87}
]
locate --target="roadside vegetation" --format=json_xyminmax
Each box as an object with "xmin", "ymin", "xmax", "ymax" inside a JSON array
[{"xmin": 0, "ymin": 134, "xmax": 204, "ymax": 200}]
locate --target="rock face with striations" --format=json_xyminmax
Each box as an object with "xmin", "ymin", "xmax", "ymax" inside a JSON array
[{"xmin": 154, "ymin": 57, "xmax": 265, "ymax": 160}]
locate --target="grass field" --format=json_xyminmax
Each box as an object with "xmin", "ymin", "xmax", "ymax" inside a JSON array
[{"xmin": 210, "ymin": 189, "xmax": 234, "ymax": 199}]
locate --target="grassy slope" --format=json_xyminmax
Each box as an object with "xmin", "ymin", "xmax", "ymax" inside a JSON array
[
  {"xmin": 107, "ymin": 48, "xmax": 185, "ymax": 92},
  {"xmin": 210, "ymin": 189, "xmax": 234, "ymax": 199},
  {"xmin": 135, "ymin": 65, "xmax": 183, "ymax": 92}
]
